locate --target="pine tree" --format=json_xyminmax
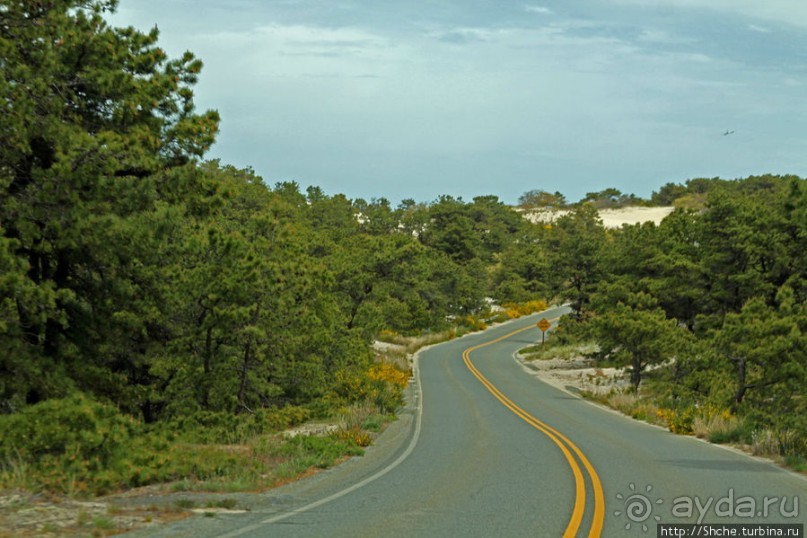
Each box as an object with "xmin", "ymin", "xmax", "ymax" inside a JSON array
[{"xmin": 0, "ymin": 0, "xmax": 219, "ymax": 404}]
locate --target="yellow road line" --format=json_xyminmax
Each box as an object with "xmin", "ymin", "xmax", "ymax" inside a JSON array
[{"xmin": 462, "ymin": 323, "xmax": 605, "ymax": 537}]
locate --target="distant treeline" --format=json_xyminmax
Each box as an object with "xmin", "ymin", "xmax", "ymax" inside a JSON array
[{"xmin": 517, "ymin": 175, "xmax": 798, "ymax": 210}]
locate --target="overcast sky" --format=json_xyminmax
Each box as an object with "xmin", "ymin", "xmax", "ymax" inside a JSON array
[{"xmin": 110, "ymin": 1, "xmax": 807, "ymax": 205}]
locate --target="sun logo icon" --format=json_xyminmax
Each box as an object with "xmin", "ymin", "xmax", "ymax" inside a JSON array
[{"xmin": 613, "ymin": 483, "xmax": 664, "ymax": 532}]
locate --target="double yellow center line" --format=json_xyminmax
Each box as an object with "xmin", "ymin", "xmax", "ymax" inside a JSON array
[{"xmin": 462, "ymin": 324, "xmax": 605, "ymax": 537}]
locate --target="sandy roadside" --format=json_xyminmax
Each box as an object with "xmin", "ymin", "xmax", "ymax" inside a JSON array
[{"xmin": 514, "ymin": 353, "xmax": 629, "ymax": 396}]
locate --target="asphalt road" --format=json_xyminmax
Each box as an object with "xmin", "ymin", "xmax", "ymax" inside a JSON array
[{"xmin": 132, "ymin": 309, "xmax": 806, "ymax": 537}]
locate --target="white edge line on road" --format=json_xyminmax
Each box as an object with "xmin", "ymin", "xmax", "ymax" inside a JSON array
[
  {"xmin": 216, "ymin": 354, "xmax": 425, "ymax": 538},
  {"xmin": 216, "ymin": 309, "xmax": 568, "ymax": 537}
]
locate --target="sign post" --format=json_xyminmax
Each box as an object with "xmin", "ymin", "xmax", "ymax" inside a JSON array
[{"xmin": 537, "ymin": 318, "xmax": 551, "ymax": 344}]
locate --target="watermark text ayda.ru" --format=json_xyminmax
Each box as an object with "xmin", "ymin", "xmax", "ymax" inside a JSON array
[
  {"xmin": 671, "ymin": 489, "xmax": 799, "ymax": 524},
  {"xmin": 614, "ymin": 483, "xmax": 801, "ymax": 531}
]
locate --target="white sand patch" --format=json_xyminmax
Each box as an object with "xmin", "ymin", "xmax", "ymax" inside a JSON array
[
  {"xmin": 598, "ymin": 206, "xmax": 675, "ymax": 228},
  {"xmin": 515, "ymin": 354, "xmax": 630, "ymax": 395},
  {"xmin": 284, "ymin": 423, "xmax": 340, "ymax": 438},
  {"xmin": 521, "ymin": 208, "xmax": 572, "ymax": 225},
  {"xmin": 520, "ymin": 206, "xmax": 675, "ymax": 229}
]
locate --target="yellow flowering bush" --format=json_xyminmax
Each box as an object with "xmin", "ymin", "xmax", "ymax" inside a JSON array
[
  {"xmin": 656, "ymin": 407, "xmax": 695, "ymax": 435},
  {"xmin": 368, "ymin": 363, "xmax": 410, "ymax": 413},
  {"xmin": 368, "ymin": 363, "xmax": 410, "ymax": 389},
  {"xmin": 461, "ymin": 315, "xmax": 488, "ymax": 331},
  {"xmin": 500, "ymin": 300, "xmax": 550, "ymax": 319},
  {"xmin": 335, "ymin": 427, "xmax": 373, "ymax": 448}
]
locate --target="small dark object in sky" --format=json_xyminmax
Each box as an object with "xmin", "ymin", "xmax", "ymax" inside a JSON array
[{"xmin": 723, "ymin": 129, "xmax": 735, "ymax": 136}]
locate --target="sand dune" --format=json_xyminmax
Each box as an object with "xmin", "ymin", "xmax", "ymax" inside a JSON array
[{"xmin": 521, "ymin": 206, "xmax": 675, "ymax": 229}]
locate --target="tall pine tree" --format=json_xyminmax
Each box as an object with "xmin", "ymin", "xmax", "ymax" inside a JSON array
[{"xmin": 0, "ymin": 0, "xmax": 219, "ymax": 406}]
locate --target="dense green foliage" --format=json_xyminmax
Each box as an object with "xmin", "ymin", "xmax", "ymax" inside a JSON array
[
  {"xmin": 1, "ymin": 0, "xmax": 804, "ymax": 495},
  {"xmin": 552, "ymin": 175, "xmax": 807, "ymax": 458},
  {"xmin": 0, "ymin": 0, "xmax": 547, "ymax": 494},
  {"xmin": 0, "ymin": 0, "xmax": 490, "ymax": 419}
]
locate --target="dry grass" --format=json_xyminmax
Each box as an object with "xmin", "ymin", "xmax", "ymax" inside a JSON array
[
  {"xmin": 336, "ymin": 401, "xmax": 382, "ymax": 431},
  {"xmin": 376, "ymin": 329, "xmax": 457, "ymax": 351},
  {"xmin": 751, "ymin": 430, "xmax": 780, "ymax": 457},
  {"xmin": 750, "ymin": 428, "xmax": 806, "ymax": 458},
  {"xmin": 605, "ymin": 392, "xmax": 639, "ymax": 413},
  {"xmin": 602, "ymin": 392, "xmax": 666, "ymax": 427},
  {"xmin": 692, "ymin": 411, "xmax": 740, "ymax": 441},
  {"xmin": 374, "ymin": 328, "xmax": 459, "ymax": 367}
]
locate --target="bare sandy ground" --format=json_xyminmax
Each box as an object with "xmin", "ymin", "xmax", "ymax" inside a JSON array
[
  {"xmin": 521, "ymin": 206, "xmax": 675, "ymax": 229},
  {"xmin": 515, "ymin": 353, "xmax": 629, "ymax": 396}
]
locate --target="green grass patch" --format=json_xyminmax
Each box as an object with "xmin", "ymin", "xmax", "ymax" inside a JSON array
[
  {"xmin": 42, "ymin": 523, "xmax": 61, "ymax": 534},
  {"xmin": 206, "ymin": 498, "xmax": 238, "ymax": 510},
  {"xmin": 784, "ymin": 455, "xmax": 807, "ymax": 473},
  {"xmin": 361, "ymin": 414, "xmax": 390, "ymax": 432},
  {"xmin": 92, "ymin": 516, "xmax": 116, "ymax": 530},
  {"xmin": 173, "ymin": 499, "xmax": 197, "ymax": 510},
  {"xmin": 266, "ymin": 434, "xmax": 363, "ymax": 470}
]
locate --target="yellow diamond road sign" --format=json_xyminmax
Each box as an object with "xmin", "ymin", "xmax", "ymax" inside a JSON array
[{"xmin": 537, "ymin": 318, "xmax": 551, "ymax": 332}]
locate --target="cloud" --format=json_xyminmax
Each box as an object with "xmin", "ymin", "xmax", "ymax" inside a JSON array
[
  {"xmin": 431, "ymin": 27, "xmax": 496, "ymax": 44},
  {"xmin": 525, "ymin": 5, "xmax": 553, "ymax": 15},
  {"xmin": 177, "ymin": 23, "xmax": 395, "ymax": 87},
  {"xmin": 109, "ymin": 1, "xmax": 807, "ymax": 204},
  {"xmin": 637, "ymin": 29, "xmax": 695, "ymax": 45},
  {"xmin": 254, "ymin": 24, "xmax": 390, "ymax": 54},
  {"xmin": 610, "ymin": 0, "xmax": 807, "ymax": 28}
]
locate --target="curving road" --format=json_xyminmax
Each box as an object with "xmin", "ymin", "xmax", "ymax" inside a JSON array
[{"xmin": 132, "ymin": 308, "xmax": 806, "ymax": 537}]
